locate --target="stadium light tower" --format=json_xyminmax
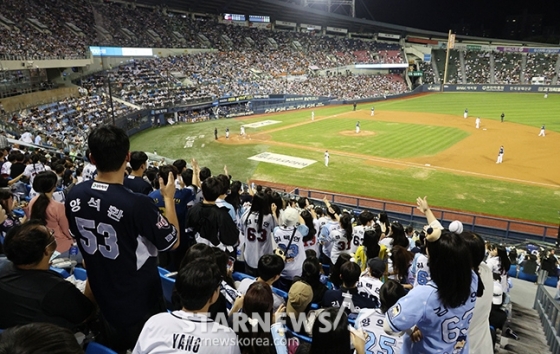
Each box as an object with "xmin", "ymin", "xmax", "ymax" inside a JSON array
[{"xmin": 303, "ymin": 0, "xmax": 356, "ymax": 17}]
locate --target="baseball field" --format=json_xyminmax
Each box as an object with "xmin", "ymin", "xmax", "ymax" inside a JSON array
[{"xmin": 130, "ymin": 92, "xmax": 560, "ymax": 224}]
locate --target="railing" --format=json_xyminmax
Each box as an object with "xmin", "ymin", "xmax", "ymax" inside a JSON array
[
  {"xmin": 293, "ymin": 187, "xmax": 558, "ymax": 243},
  {"xmin": 534, "ymin": 270, "xmax": 560, "ymax": 354}
]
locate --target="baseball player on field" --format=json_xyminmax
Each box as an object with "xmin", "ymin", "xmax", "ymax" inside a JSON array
[
  {"xmin": 539, "ymin": 125, "xmax": 546, "ymax": 137},
  {"xmin": 464, "ymin": 108, "xmax": 468, "ymax": 119},
  {"xmin": 371, "ymin": 107, "xmax": 375, "ymax": 116},
  {"xmin": 324, "ymin": 150, "xmax": 329, "ymax": 167},
  {"xmin": 496, "ymin": 146, "xmax": 504, "ymax": 164},
  {"xmin": 475, "ymin": 117, "xmax": 480, "ymax": 129},
  {"xmin": 356, "ymin": 121, "xmax": 361, "ymax": 134}
]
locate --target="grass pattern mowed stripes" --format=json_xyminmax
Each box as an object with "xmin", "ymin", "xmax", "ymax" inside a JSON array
[{"xmin": 131, "ymin": 92, "xmax": 560, "ymax": 224}]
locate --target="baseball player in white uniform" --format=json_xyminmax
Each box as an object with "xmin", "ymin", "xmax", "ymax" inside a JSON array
[
  {"xmin": 240, "ymin": 126, "xmax": 245, "ymax": 136},
  {"xmin": 225, "ymin": 128, "xmax": 230, "ymax": 139},
  {"xmin": 539, "ymin": 124, "xmax": 546, "ymax": 137},
  {"xmin": 356, "ymin": 121, "xmax": 360, "ymax": 134},
  {"xmin": 464, "ymin": 108, "xmax": 468, "ymax": 119},
  {"xmin": 324, "ymin": 150, "xmax": 329, "ymax": 167},
  {"xmin": 496, "ymin": 146, "xmax": 504, "ymax": 164},
  {"xmin": 475, "ymin": 117, "xmax": 480, "ymax": 129},
  {"xmin": 311, "ymin": 111, "xmax": 315, "ymax": 121},
  {"xmin": 371, "ymin": 107, "xmax": 375, "ymax": 116}
]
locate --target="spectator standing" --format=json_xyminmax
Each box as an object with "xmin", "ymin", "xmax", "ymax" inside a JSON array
[
  {"xmin": 123, "ymin": 151, "xmax": 152, "ymax": 195},
  {"xmin": 66, "ymin": 125, "xmax": 180, "ymax": 351}
]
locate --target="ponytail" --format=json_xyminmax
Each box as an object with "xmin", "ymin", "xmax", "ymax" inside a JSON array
[{"xmin": 30, "ymin": 193, "xmax": 50, "ymax": 225}]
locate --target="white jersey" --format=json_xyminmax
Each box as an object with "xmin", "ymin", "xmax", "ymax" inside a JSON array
[
  {"xmin": 411, "ymin": 253, "xmax": 431, "ymax": 287},
  {"xmin": 319, "ymin": 220, "xmax": 340, "ymax": 261},
  {"xmin": 328, "ymin": 228, "xmax": 351, "ymax": 265},
  {"xmin": 350, "ymin": 225, "xmax": 367, "ymax": 254},
  {"xmin": 469, "ymin": 263, "xmax": 494, "ymax": 354},
  {"xmin": 81, "ymin": 163, "xmax": 97, "ymax": 182},
  {"xmin": 241, "ymin": 210, "xmax": 276, "ymax": 269},
  {"xmin": 29, "ymin": 188, "xmax": 65, "ymax": 203},
  {"xmin": 133, "ymin": 311, "xmax": 240, "ymax": 354},
  {"xmin": 355, "ymin": 308, "xmax": 403, "ymax": 354},
  {"xmin": 357, "ymin": 276, "xmax": 384, "ymax": 307},
  {"xmin": 23, "ymin": 163, "xmax": 48, "ymax": 185},
  {"xmin": 303, "ymin": 219, "xmax": 321, "ymax": 255},
  {"xmin": 1, "ymin": 161, "xmax": 11, "ymax": 176},
  {"xmin": 273, "ymin": 225, "xmax": 308, "ymax": 280}
]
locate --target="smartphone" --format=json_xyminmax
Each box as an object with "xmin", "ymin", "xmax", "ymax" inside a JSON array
[{"xmin": 228, "ymin": 256, "xmax": 235, "ymax": 270}]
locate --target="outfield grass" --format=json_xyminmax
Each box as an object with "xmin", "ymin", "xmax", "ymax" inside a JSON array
[{"xmin": 130, "ymin": 92, "xmax": 560, "ymax": 224}]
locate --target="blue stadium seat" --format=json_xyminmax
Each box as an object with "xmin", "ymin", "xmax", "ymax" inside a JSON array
[
  {"xmin": 73, "ymin": 267, "xmax": 87, "ymax": 281},
  {"xmin": 160, "ymin": 273, "xmax": 175, "ymax": 306},
  {"xmin": 272, "ymin": 287, "xmax": 288, "ymax": 300},
  {"xmin": 544, "ymin": 276, "xmax": 558, "ymax": 288},
  {"xmin": 518, "ymin": 270, "xmax": 537, "ymax": 283},
  {"xmin": 232, "ymin": 272, "xmax": 255, "ymax": 282},
  {"xmin": 85, "ymin": 342, "xmax": 118, "ymax": 354},
  {"xmin": 507, "ymin": 265, "xmax": 518, "ymax": 278},
  {"xmin": 49, "ymin": 266, "xmax": 69, "ymax": 278},
  {"xmin": 158, "ymin": 266, "xmax": 170, "ymax": 276}
]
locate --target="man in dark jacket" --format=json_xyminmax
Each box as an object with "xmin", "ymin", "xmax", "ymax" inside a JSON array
[{"xmin": 185, "ymin": 176, "xmax": 238, "ymax": 254}]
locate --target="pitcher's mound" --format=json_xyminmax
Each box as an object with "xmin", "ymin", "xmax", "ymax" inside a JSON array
[{"xmin": 339, "ymin": 130, "xmax": 376, "ymax": 137}]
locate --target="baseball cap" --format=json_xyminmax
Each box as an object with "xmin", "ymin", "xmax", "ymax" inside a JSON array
[
  {"xmin": 367, "ymin": 257, "xmax": 386, "ymax": 277},
  {"xmin": 492, "ymin": 282, "xmax": 503, "ymax": 305},
  {"xmin": 449, "ymin": 220, "xmax": 464, "ymax": 234},
  {"xmin": 287, "ymin": 281, "xmax": 313, "ymax": 315},
  {"xmin": 282, "ymin": 207, "xmax": 299, "ymax": 227}
]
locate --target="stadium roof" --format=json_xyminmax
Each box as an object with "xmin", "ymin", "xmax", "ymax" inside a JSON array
[{"xmin": 131, "ymin": 0, "xmax": 558, "ymax": 46}]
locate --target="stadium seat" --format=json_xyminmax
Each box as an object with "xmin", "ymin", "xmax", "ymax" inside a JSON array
[
  {"xmin": 160, "ymin": 273, "xmax": 176, "ymax": 307},
  {"xmin": 85, "ymin": 342, "xmax": 118, "ymax": 354},
  {"xmin": 507, "ymin": 265, "xmax": 518, "ymax": 278},
  {"xmin": 544, "ymin": 276, "xmax": 558, "ymax": 288},
  {"xmin": 73, "ymin": 267, "xmax": 87, "ymax": 281},
  {"xmin": 518, "ymin": 270, "xmax": 537, "ymax": 283},
  {"xmin": 49, "ymin": 266, "xmax": 69, "ymax": 278},
  {"xmin": 272, "ymin": 287, "xmax": 288, "ymax": 300},
  {"xmin": 232, "ymin": 272, "xmax": 255, "ymax": 282}
]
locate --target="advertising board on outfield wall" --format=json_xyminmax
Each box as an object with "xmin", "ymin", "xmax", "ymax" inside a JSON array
[{"xmin": 421, "ymin": 84, "xmax": 560, "ymax": 92}]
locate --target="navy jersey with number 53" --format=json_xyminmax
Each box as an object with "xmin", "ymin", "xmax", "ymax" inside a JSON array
[{"xmin": 65, "ymin": 180, "xmax": 178, "ymax": 327}]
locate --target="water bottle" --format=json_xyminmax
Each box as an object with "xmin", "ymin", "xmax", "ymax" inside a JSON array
[{"xmin": 69, "ymin": 242, "xmax": 79, "ymax": 274}]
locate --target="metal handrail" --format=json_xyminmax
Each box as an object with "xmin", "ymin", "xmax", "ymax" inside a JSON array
[{"xmin": 534, "ymin": 270, "xmax": 560, "ymax": 354}]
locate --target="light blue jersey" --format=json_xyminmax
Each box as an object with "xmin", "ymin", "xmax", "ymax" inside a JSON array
[
  {"xmin": 385, "ymin": 271, "xmax": 478, "ymax": 354},
  {"xmin": 356, "ymin": 308, "xmax": 403, "ymax": 354}
]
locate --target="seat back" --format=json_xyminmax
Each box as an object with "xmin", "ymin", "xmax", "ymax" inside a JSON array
[
  {"xmin": 49, "ymin": 266, "xmax": 69, "ymax": 278},
  {"xmin": 73, "ymin": 267, "xmax": 87, "ymax": 281},
  {"xmin": 232, "ymin": 271, "xmax": 256, "ymax": 282},
  {"xmin": 160, "ymin": 273, "xmax": 176, "ymax": 305},
  {"xmin": 85, "ymin": 342, "xmax": 118, "ymax": 354}
]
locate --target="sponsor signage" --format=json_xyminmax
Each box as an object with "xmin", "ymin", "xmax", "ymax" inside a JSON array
[
  {"xmin": 355, "ymin": 63, "xmax": 408, "ymax": 69},
  {"xmin": 90, "ymin": 46, "xmax": 153, "ymax": 56},
  {"xmin": 326, "ymin": 26, "xmax": 348, "ymax": 34},
  {"xmin": 218, "ymin": 94, "xmax": 269, "ymax": 104},
  {"xmin": 378, "ymin": 32, "xmax": 400, "ymax": 40},
  {"xmin": 408, "ymin": 71, "xmax": 423, "ymax": 77},
  {"xmin": 275, "ymin": 20, "xmax": 296, "ymax": 27},
  {"xmin": 248, "ymin": 152, "xmax": 316, "ymax": 169},
  {"xmin": 430, "ymin": 84, "xmax": 560, "ymax": 92},
  {"xmin": 301, "ymin": 23, "xmax": 322, "ymax": 31},
  {"xmin": 424, "ymin": 54, "xmax": 432, "ymax": 62}
]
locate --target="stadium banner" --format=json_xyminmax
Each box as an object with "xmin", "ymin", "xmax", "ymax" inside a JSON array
[
  {"xmin": 326, "ymin": 26, "xmax": 348, "ymax": 34},
  {"xmin": 355, "ymin": 63, "xmax": 408, "ymax": 69},
  {"xmin": 427, "ymin": 84, "xmax": 560, "ymax": 92},
  {"xmin": 275, "ymin": 20, "xmax": 296, "ymax": 28},
  {"xmin": 496, "ymin": 46, "xmax": 560, "ymax": 53},
  {"xmin": 89, "ymin": 46, "xmax": 153, "ymax": 56},
  {"xmin": 378, "ymin": 32, "xmax": 400, "ymax": 40},
  {"xmin": 248, "ymin": 152, "xmax": 316, "ymax": 169},
  {"xmin": 301, "ymin": 23, "xmax": 322, "ymax": 31},
  {"xmin": 424, "ymin": 54, "xmax": 432, "ymax": 62},
  {"xmin": 218, "ymin": 94, "xmax": 269, "ymax": 104}
]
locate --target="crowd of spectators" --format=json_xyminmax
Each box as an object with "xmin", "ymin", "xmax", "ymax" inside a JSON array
[
  {"xmin": 493, "ymin": 52, "xmax": 522, "ymax": 84},
  {"xmin": 463, "ymin": 50, "xmax": 491, "ymax": 84},
  {"xmin": 0, "ymin": 132, "xmax": 527, "ymax": 353},
  {"xmin": 524, "ymin": 53, "xmax": 558, "ymax": 84}
]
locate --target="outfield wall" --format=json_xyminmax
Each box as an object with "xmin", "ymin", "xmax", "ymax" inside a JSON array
[{"xmin": 422, "ymin": 84, "xmax": 560, "ymax": 93}]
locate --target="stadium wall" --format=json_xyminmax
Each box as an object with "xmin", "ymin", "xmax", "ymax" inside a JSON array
[{"xmin": 422, "ymin": 84, "xmax": 560, "ymax": 93}]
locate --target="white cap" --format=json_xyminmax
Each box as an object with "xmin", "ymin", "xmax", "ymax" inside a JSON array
[{"xmin": 449, "ymin": 220, "xmax": 464, "ymax": 234}]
